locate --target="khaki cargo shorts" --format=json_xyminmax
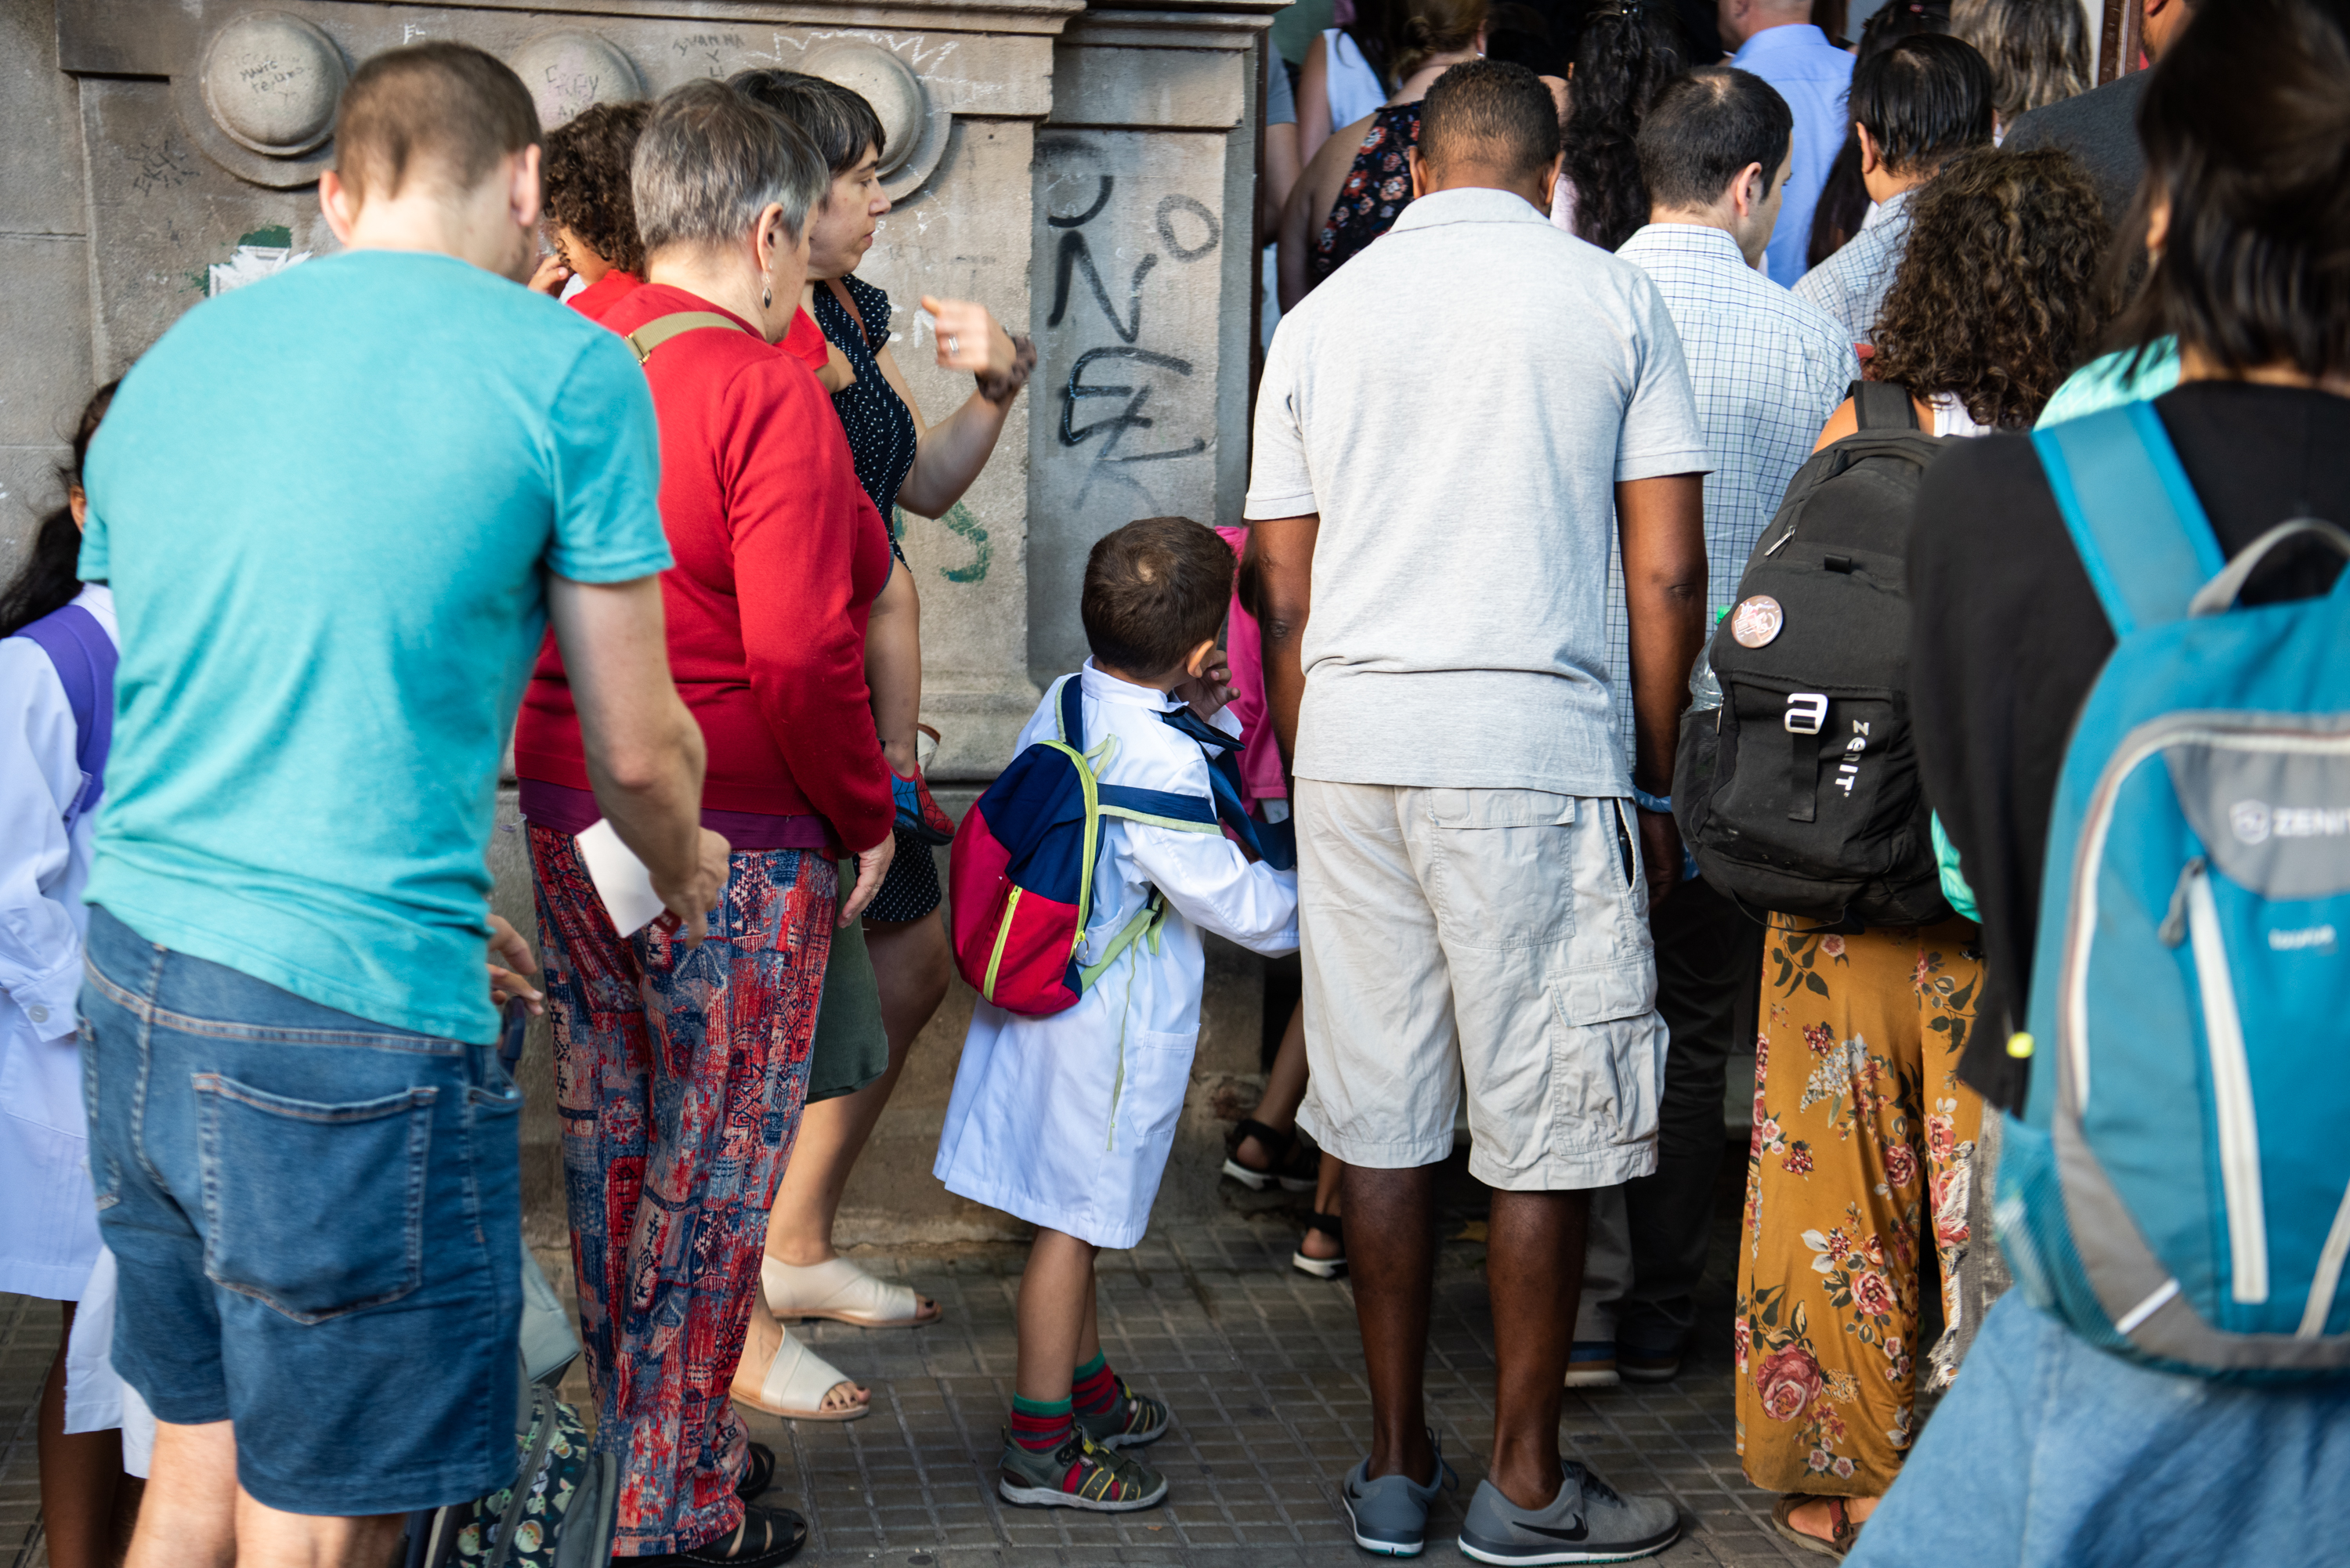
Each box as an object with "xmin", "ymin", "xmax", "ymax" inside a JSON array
[{"xmin": 1292, "ymin": 779, "xmax": 1667, "ymax": 1191}]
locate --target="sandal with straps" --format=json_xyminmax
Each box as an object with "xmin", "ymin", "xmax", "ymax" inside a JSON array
[
  {"xmin": 1292, "ymin": 1212, "xmax": 1347, "ymax": 1279},
  {"xmin": 1771, "ymin": 1494, "xmax": 1865, "ymax": 1559},
  {"xmin": 634, "ymin": 1501, "xmax": 808, "ymax": 1566},
  {"xmin": 1221, "ymin": 1118, "xmax": 1319, "ymax": 1193},
  {"xmin": 731, "ymin": 1328, "xmax": 870, "ymax": 1422}
]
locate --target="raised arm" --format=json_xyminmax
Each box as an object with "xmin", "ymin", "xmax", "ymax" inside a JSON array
[
  {"xmin": 1616, "ymin": 472, "xmax": 1708, "ymax": 907},
  {"xmin": 876, "ymin": 296, "xmax": 1036, "ymax": 520},
  {"xmin": 546, "ymin": 573, "xmax": 728, "ymax": 943}
]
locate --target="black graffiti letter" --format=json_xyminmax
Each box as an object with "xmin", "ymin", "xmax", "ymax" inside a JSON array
[{"xmin": 1046, "ymin": 232, "xmax": 1157, "ymax": 345}]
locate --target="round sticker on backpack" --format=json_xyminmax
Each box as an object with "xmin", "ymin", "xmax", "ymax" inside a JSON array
[{"xmin": 1731, "ymin": 594, "xmax": 1784, "ymax": 649}]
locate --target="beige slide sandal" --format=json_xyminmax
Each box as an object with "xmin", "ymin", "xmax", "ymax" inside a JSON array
[
  {"xmin": 763, "ymin": 1255, "xmax": 942, "ymax": 1329},
  {"xmin": 731, "ymin": 1328, "xmax": 870, "ymax": 1422}
]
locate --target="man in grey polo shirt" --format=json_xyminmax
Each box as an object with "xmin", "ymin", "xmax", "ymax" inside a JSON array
[{"xmin": 1248, "ymin": 60, "xmax": 1708, "ymax": 1566}]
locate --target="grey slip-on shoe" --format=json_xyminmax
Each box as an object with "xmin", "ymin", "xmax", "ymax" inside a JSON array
[
  {"xmin": 1340, "ymin": 1436, "xmax": 1458, "ymax": 1557},
  {"xmin": 1457, "ymin": 1464, "xmax": 1680, "ymax": 1565}
]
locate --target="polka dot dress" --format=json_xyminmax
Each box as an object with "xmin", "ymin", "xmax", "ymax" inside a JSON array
[{"xmin": 815, "ymin": 274, "xmax": 941, "ymax": 922}]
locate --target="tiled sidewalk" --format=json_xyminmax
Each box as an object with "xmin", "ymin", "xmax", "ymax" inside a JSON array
[{"xmin": 2, "ymin": 1162, "xmax": 1811, "ymax": 1566}]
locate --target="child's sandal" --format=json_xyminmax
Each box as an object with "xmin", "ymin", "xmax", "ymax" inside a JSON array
[
  {"xmin": 1220, "ymin": 1118, "xmax": 1318, "ymax": 1192},
  {"xmin": 1292, "ymin": 1212, "xmax": 1347, "ymax": 1279}
]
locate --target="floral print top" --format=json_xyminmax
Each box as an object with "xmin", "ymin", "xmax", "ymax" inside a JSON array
[{"xmin": 1311, "ymin": 104, "xmax": 1421, "ymax": 287}]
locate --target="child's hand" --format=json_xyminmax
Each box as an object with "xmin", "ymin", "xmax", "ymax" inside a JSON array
[
  {"xmin": 526, "ymin": 254, "xmax": 573, "ymax": 298},
  {"xmin": 1173, "ymin": 656, "xmax": 1235, "ymax": 721},
  {"xmin": 817, "ymin": 341, "xmax": 858, "ymax": 395},
  {"xmin": 486, "ymin": 912, "xmax": 544, "ymax": 1017}
]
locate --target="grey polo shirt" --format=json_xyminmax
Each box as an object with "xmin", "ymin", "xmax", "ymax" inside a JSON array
[{"xmin": 1245, "ymin": 186, "xmax": 1710, "ymax": 797}]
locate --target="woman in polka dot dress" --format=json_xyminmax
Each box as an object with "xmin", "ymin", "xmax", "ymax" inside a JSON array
[{"xmin": 725, "ymin": 70, "xmax": 1036, "ymax": 1415}]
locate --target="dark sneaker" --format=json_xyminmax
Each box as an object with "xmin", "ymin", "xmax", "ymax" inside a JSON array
[
  {"xmin": 1616, "ymin": 1344, "xmax": 1683, "ymax": 1385},
  {"xmin": 1340, "ymin": 1436, "xmax": 1457, "ymax": 1557},
  {"xmin": 1458, "ymin": 1465, "xmax": 1679, "ymax": 1565},
  {"xmin": 1074, "ymin": 1378, "xmax": 1170, "ymax": 1449},
  {"xmin": 997, "ymin": 1428, "xmax": 1168, "ymax": 1512},
  {"xmin": 1564, "ymin": 1341, "xmax": 1620, "ymax": 1389}
]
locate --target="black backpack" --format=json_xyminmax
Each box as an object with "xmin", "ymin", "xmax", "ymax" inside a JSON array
[{"xmin": 1672, "ymin": 381, "xmax": 1955, "ymax": 929}]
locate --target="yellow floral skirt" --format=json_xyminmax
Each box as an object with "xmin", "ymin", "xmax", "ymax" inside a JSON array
[{"xmin": 1734, "ymin": 917, "xmax": 1985, "ymax": 1497}]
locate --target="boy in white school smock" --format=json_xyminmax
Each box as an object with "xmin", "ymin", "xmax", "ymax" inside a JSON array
[{"xmin": 934, "ymin": 515, "xmax": 1300, "ymax": 1512}]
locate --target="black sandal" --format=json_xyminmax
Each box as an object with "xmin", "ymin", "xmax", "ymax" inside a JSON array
[
  {"xmin": 736, "ymin": 1440, "xmax": 775, "ymax": 1501},
  {"xmin": 639, "ymin": 1501, "xmax": 808, "ymax": 1566},
  {"xmin": 1292, "ymin": 1212, "xmax": 1347, "ymax": 1279},
  {"xmin": 1222, "ymin": 1118, "xmax": 1318, "ymax": 1193}
]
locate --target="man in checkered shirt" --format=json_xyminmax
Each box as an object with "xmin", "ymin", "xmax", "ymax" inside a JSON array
[{"xmin": 1590, "ymin": 63, "xmax": 1859, "ymax": 1387}]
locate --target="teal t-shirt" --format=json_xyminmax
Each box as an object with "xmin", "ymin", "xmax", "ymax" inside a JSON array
[{"xmin": 81, "ymin": 249, "xmax": 669, "ymax": 1042}]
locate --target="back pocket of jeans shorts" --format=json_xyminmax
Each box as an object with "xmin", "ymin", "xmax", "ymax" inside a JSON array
[{"xmin": 194, "ymin": 1075, "xmax": 436, "ymax": 1323}]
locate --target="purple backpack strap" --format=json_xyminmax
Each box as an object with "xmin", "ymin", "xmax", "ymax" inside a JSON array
[{"xmin": 11, "ymin": 603, "xmax": 116, "ymax": 827}]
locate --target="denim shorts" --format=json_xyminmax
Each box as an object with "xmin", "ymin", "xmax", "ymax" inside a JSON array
[{"xmin": 80, "ymin": 905, "xmax": 522, "ymax": 1516}]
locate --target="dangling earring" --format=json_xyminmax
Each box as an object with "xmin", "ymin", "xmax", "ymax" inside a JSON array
[{"xmin": 762, "ymin": 281, "xmax": 773, "ymax": 310}]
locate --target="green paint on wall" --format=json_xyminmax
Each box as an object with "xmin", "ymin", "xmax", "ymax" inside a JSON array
[
  {"xmin": 898, "ymin": 502, "xmax": 991, "ymax": 584},
  {"xmin": 238, "ymin": 225, "xmax": 294, "ymax": 249}
]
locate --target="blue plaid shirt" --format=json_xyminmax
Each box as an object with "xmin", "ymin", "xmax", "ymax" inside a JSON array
[
  {"xmin": 1792, "ymin": 188, "xmax": 1915, "ymax": 349},
  {"xmin": 1606, "ymin": 223, "xmax": 1860, "ymax": 771}
]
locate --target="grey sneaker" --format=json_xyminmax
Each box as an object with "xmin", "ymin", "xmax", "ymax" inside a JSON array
[
  {"xmin": 1340, "ymin": 1435, "xmax": 1458, "ymax": 1557},
  {"xmin": 1073, "ymin": 1377, "xmax": 1170, "ymax": 1449},
  {"xmin": 1457, "ymin": 1465, "xmax": 1680, "ymax": 1564},
  {"xmin": 996, "ymin": 1427, "xmax": 1167, "ymax": 1512}
]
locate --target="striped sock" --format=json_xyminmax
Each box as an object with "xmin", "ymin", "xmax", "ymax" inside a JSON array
[
  {"xmin": 1071, "ymin": 1352, "xmax": 1121, "ymax": 1417},
  {"xmin": 1010, "ymin": 1395, "xmax": 1074, "ymax": 1452}
]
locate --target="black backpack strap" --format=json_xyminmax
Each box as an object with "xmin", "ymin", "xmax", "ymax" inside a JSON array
[{"xmin": 1851, "ymin": 378, "xmax": 1919, "ymax": 432}]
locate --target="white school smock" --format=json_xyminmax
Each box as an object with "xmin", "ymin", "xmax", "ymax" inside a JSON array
[
  {"xmin": 0, "ymin": 584, "xmax": 117, "ymax": 1300},
  {"xmin": 934, "ymin": 663, "xmax": 1300, "ymax": 1249}
]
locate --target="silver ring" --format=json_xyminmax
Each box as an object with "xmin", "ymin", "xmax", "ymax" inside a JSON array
[{"xmin": 945, "ymin": 334, "xmax": 960, "ymax": 355}]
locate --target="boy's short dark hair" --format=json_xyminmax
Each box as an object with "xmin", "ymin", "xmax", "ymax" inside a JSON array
[
  {"xmin": 1638, "ymin": 68, "xmax": 1794, "ymax": 212},
  {"xmin": 1849, "ymin": 34, "xmax": 1995, "ymax": 175},
  {"xmin": 1081, "ymin": 517, "xmax": 1234, "ymax": 678},
  {"xmin": 334, "ymin": 42, "xmax": 538, "ymax": 204},
  {"xmin": 543, "ymin": 101, "xmax": 651, "ymax": 276},
  {"xmin": 1419, "ymin": 59, "xmax": 1564, "ymax": 186}
]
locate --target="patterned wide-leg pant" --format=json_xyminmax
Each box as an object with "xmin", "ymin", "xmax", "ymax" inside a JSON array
[
  {"xmin": 1734, "ymin": 917, "xmax": 1986, "ymax": 1499},
  {"xmin": 528, "ymin": 827, "xmax": 834, "ymax": 1555}
]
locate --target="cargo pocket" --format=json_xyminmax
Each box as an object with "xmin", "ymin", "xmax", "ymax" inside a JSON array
[
  {"xmin": 196, "ymin": 1075, "xmax": 435, "ymax": 1323},
  {"xmin": 1425, "ymin": 789, "xmax": 1580, "ymax": 950},
  {"xmin": 1548, "ymin": 959, "xmax": 1662, "ymax": 1159}
]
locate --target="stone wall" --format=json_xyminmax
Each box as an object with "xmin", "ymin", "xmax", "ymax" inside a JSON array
[{"xmin": 16, "ymin": 0, "xmax": 1285, "ymax": 1245}]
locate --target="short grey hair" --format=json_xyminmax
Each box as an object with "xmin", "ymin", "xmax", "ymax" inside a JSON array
[{"xmin": 631, "ymin": 78, "xmax": 826, "ymax": 257}]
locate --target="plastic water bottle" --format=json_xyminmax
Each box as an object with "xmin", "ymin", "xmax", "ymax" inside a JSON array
[{"xmin": 1687, "ymin": 606, "xmax": 1726, "ymax": 713}]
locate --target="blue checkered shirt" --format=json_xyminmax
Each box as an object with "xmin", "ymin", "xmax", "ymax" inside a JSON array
[
  {"xmin": 1607, "ymin": 223, "xmax": 1861, "ymax": 772},
  {"xmin": 1791, "ymin": 188, "xmax": 1915, "ymax": 349}
]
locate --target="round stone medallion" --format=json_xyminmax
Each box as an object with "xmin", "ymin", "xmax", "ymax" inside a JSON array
[
  {"xmin": 201, "ymin": 11, "xmax": 347, "ymax": 158},
  {"xmin": 508, "ymin": 31, "xmax": 645, "ymax": 132},
  {"xmin": 800, "ymin": 42, "xmax": 927, "ymax": 175}
]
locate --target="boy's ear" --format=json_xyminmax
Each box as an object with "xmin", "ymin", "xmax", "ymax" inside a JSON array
[{"xmin": 1183, "ymin": 638, "xmax": 1219, "ymax": 679}]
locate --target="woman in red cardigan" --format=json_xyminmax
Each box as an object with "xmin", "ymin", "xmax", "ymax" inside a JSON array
[{"xmin": 512, "ymin": 80, "xmax": 895, "ymax": 1568}]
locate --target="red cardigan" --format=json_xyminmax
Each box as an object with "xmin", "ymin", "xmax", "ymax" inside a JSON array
[{"xmin": 515, "ymin": 284, "xmax": 896, "ymax": 853}]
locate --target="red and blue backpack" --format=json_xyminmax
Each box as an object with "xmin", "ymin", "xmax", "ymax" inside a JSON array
[{"xmin": 949, "ymin": 674, "xmax": 1292, "ymax": 1017}]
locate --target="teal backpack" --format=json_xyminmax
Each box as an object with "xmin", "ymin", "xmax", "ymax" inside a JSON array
[{"xmin": 1998, "ymin": 403, "xmax": 2350, "ymax": 1380}]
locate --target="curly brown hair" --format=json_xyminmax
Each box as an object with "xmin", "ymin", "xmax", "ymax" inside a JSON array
[
  {"xmin": 541, "ymin": 100, "xmax": 650, "ymax": 277},
  {"xmin": 1867, "ymin": 146, "xmax": 2108, "ymax": 428}
]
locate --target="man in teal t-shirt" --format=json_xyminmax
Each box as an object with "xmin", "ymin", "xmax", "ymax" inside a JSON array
[{"xmin": 75, "ymin": 43, "xmax": 725, "ymax": 1556}]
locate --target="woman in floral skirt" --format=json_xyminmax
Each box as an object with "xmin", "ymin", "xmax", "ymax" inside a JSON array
[{"xmin": 1735, "ymin": 921, "xmax": 1986, "ymax": 1557}]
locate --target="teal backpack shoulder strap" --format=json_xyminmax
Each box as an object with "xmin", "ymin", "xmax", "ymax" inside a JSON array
[{"xmin": 2030, "ymin": 402, "xmax": 2226, "ymax": 638}]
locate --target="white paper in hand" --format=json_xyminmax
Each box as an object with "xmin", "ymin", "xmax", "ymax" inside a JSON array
[{"xmin": 576, "ymin": 819, "xmax": 666, "ymax": 936}]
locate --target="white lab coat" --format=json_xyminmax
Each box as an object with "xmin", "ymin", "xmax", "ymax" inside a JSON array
[
  {"xmin": 935, "ymin": 663, "xmax": 1300, "ymax": 1248},
  {"xmin": 0, "ymin": 584, "xmax": 115, "ymax": 1299}
]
